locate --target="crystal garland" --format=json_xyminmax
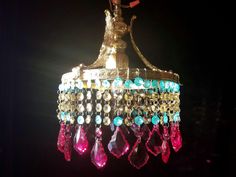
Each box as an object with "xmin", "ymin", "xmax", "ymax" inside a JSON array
[{"xmin": 56, "ymin": 74, "xmax": 182, "ymax": 169}]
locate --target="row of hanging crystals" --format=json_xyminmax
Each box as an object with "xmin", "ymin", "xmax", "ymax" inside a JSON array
[{"xmin": 56, "ymin": 76, "xmax": 182, "ymax": 169}]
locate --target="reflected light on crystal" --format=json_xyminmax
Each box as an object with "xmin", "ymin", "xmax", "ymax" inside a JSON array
[{"xmin": 105, "ymin": 55, "xmax": 116, "ymax": 69}]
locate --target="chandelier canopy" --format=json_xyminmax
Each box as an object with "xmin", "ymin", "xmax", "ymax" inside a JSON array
[{"xmin": 56, "ymin": 0, "xmax": 182, "ymax": 169}]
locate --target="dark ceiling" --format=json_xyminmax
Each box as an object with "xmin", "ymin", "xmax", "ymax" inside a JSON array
[{"xmin": 1, "ymin": 0, "xmax": 234, "ymax": 177}]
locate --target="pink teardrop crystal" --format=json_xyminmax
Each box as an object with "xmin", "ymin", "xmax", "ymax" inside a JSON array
[
  {"xmin": 74, "ymin": 125, "xmax": 89, "ymax": 155},
  {"xmin": 170, "ymin": 123, "xmax": 182, "ymax": 152},
  {"xmin": 161, "ymin": 126, "xmax": 170, "ymax": 163},
  {"xmin": 108, "ymin": 127, "xmax": 130, "ymax": 158},
  {"xmin": 145, "ymin": 125, "xmax": 162, "ymax": 156},
  {"xmin": 57, "ymin": 122, "xmax": 66, "ymax": 153},
  {"xmin": 128, "ymin": 138, "xmax": 149, "ymax": 169},
  {"xmin": 91, "ymin": 139, "xmax": 108, "ymax": 169},
  {"xmin": 64, "ymin": 125, "xmax": 72, "ymax": 161}
]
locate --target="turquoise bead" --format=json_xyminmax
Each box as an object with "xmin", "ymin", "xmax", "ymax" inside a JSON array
[
  {"xmin": 124, "ymin": 79, "xmax": 133, "ymax": 89},
  {"xmin": 163, "ymin": 113, "xmax": 168, "ymax": 124},
  {"xmin": 165, "ymin": 81, "xmax": 170, "ymax": 92},
  {"xmin": 77, "ymin": 115, "xmax": 84, "ymax": 124},
  {"xmin": 113, "ymin": 116, "xmax": 123, "ymax": 126},
  {"xmin": 60, "ymin": 112, "xmax": 66, "ymax": 120},
  {"xmin": 152, "ymin": 80, "xmax": 158, "ymax": 88},
  {"xmin": 173, "ymin": 83, "xmax": 180, "ymax": 92},
  {"xmin": 113, "ymin": 77, "xmax": 123, "ymax": 87},
  {"xmin": 144, "ymin": 80, "xmax": 151, "ymax": 88},
  {"xmin": 159, "ymin": 80, "xmax": 165, "ymax": 92},
  {"xmin": 95, "ymin": 115, "xmax": 102, "ymax": 124},
  {"xmin": 169, "ymin": 81, "xmax": 175, "ymax": 92},
  {"xmin": 134, "ymin": 116, "xmax": 144, "ymax": 126},
  {"xmin": 58, "ymin": 84, "xmax": 64, "ymax": 91},
  {"xmin": 173, "ymin": 112, "xmax": 180, "ymax": 122},
  {"xmin": 134, "ymin": 77, "xmax": 144, "ymax": 86},
  {"xmin": 151, "ymin": 115, "xmax": 160, "ymax": 125},
  {"xmin": 132, "ymin": 110, "xmax": 138, "ymax": 117},
  {"xmin": 76, "ymin": 80, "xmax": 83, "ymax": 89},
  {"xmin": 102, "ymin": 80, "xmax": 110, "ymax": 88},
  {"xmin": 148, "ymin": 89, "xmax": 154, "ymax": 94}
]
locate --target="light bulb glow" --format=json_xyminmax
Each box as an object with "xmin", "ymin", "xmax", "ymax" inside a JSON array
[{"xmin": 106, "ymin": 56, "xmax": 116, "ymax": 69}]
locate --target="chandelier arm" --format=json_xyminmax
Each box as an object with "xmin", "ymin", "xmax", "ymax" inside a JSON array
[{"xmin": 129, "ymin": 16, "xmax": 161, "ymax": 72}]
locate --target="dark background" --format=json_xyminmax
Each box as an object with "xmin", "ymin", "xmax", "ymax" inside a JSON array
[{"xmin": 1, "ymin": 0, "xmax": 234, "ymax": 177}]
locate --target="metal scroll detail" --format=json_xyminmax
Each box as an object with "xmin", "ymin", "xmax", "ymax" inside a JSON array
[{"xmin": 129, "ymin": 16, "xmax": 161, "ymax": 72}]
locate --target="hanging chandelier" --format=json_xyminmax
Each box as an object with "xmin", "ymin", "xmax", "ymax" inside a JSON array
[{"xmin": 56, "ymin": 0, "xmax": 182, "ymax": 169}]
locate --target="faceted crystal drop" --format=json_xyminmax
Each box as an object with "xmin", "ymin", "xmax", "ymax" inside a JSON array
[
  {"xmin": 64, "ymin": 125, "xmax": 72, "ymax": 161},
  {"xmin": 74, "ymin": 125, "xmax": 89, "ymax": 155},
  {"xmin": 161, "ymin": 126, "xmax": 170, "ymax": 163},
  {"xmin": 128, "ymin": 138, "xmax": 149, "ymax": 169},
  {"xmin": 161, "ymin": 140, "xmax": 170, "ymax": 163},
  {"xmin": 145, "ymin": 125, "xmax": 162, "ymax": 156},
  {"xmin": 91, "ymin": 139, "xmax": 108, "ymax": 169},
  {"xmin": 108, "ymin": 127, "xmax": 130, "ymax": 158},
  {"xmin": 57, "ymin": 122, "xmax": 66, "ymax": 153},
  {"xmin": 170, "ymin": 123, "xmax": 182, "ymax": 152}
]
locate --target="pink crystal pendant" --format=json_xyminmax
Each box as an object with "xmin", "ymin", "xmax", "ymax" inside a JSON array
[
  {"xmin": 57, "ymin": 122, "xmax": 66, "ymax": 153},
  {"xmin": 64, "ymin": 125, "xmax": 72, "ymax": 161},
  {"xmin": 91, "ymin": 138, "xmax": 108, "ymax": 169},
  {"xmin": 170, "ymin": 123, "xmax": 182, "ymax": 152},
  {"xmin": 128, "ymin": 137, "xmax": 149, "ymax": 169},
  {"xmin": 108, "ymin": 127, "xmax": 130, "ymax": 158},
  {"xmin": 161, "ymin": 126, "xmax": 170, "ymax": 163},
  {"xmin": 145, "ymin": 125, "xmax": 162, "ymax": 156},
  {"xmin": 74, "ymin": 125, "xmax": 89, "ymax": 155}
]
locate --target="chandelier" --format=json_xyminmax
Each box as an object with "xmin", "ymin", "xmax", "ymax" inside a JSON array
[{"xmin": 56, "ymin": 0, "xmax": 182, "ymax": 169}]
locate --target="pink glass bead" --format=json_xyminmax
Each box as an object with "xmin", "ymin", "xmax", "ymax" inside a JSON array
[
  {"xmin": 91, "ymin": 139, "xmax": 108, "ymax": 169},
  {"xmin": 145, "ymin": 125, "xmax": 162, "ymax": 156},
  {"xmin": 128, "ymin": 137, "xmax": 149, "ymax": 169},
  {"xmin": 108, "ymin": 127, "xmax": 130, "ymax": 158},
  {"xmin": 64, "ymin": 125, "xmax": 72, "ymax": 161},
  {"xmin": 57, "ymin": 122, "xmax": 66, "ymax": 153},
  {"xmin": 170, "ymin": 123, "xmax": 182, "ymax": 152},
  {"xmin": 74, "ymin": 125, "xmax": 89, "ymax": 155}
]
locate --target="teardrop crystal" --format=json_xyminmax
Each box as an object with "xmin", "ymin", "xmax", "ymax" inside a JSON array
[
  {"xmin": 108, "ymin": 127, "xmax": 129, "ymax": 158},
  {"xmin": 91, "ymin": 139, "xmax": 108, "ymax": 169},
  {"xmin": 145, "ymin": 125, "xmax": 162, "ymax": 156},
  {"xmin": 74, "ymin": 125, "xmax": 89, "ymax": 155},
  {"xmin": 128, "ymin": 138, "xmax": 149, "ymax": 169}
]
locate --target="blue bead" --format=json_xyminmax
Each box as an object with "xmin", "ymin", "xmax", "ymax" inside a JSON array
[
  {"xmin": 113, "ymin": 77, "xmax": 123, "ymax": 87},
  {"xmin": 113, "ymin": 116, "xmax": 123, "ymax": 126},
  {"xmin": 148, "ymin": 89, "xmax": 154, "ymax": 94},
  {"xmin": 144, "ymin": 80, "xmax": 151, "ymax": 88},
  {"xmin": 132, "ymin": 110, "xmax": 138, "ymax": 117},
  {"xmin": 134, "ymin": 116, "xmax": 144, "ymax": 126},
  {"xmin": 173, "ymin": 112, "xmax": 180, "ymax": 122},
  {"xmin": 66, "ymin": 114, "xmax": 71, "ymax": 121},
  {"xmin": 163, "ymin": 113, "xmax": 168, "ymax": 124},
  {"xmin": 124, "ymin": 79, "xmax": 133, "ymax": 89},
  {"xmin": 152, "ymin": 80, "xmax": 158, "ymax": 88},
  {"xmin": 102, "ymin": 80, "xmax": 110, "ymax": 88},
  {"xmin": 60, "ymin": 112, "xmax": 66, "ymax": 120},
  {"xmin": 159, "ymin": 80, "xmax": 165, "ymax": 92},
  {"xmin": 173, "ymin": 83, "xmax": 180, "ymax": 92},
  {"xmin": 77, "ymin": 115, "xmax": 84, "ymax": 124},
  {"xmin": 165, "ymin": 81, "xmax": 170, "ymax": 92},
  {"xmin": 152, "ymin": 115, "xmax": 160, "ymax": 125},
  {"xmin": 169, "ymin": 81, "xmax": 175, "ymax": 92},
  {"xmin": 134, "ymin": 77, "xmax": 144, "ymax": 86},
  {"xmin": 95, "ymin": 115, "xmax": 102, "ymax": 124}
]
